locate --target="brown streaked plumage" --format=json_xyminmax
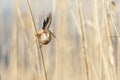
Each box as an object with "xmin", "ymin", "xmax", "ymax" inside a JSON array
[
  {"xmin": 36, "ymin": 12, "xmax": 55, "ymax": 45},
  {"xmin": 42, "ymin": 12, "xmax": 52, "ymax": 30}
]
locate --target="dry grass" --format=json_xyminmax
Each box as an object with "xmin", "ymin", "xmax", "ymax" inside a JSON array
[{"xmin": 0, "ymin": 0, "xmax": 120, "ymax": 80}]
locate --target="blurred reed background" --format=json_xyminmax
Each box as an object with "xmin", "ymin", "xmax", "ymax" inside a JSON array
[{"xmin": 0, "ymin": 0, "xmax": 120, "ymax": 80}]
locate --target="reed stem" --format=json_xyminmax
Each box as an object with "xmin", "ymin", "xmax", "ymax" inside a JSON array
[{"xmin": 26, "ymin": 0, "xmax": 48, "ymax": 80}]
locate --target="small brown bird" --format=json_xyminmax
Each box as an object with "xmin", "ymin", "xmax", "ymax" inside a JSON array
[{"xmin": 36, "ymin": 12, "xmax": 55, "ymax": 45}]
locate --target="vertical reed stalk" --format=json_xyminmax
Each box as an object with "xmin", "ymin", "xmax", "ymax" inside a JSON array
[
  {"xmin": 26, "ymin": 0, "xmax": 48, "ymax": 80},
  {"xmin": 77, "ymin": 0, "xmax": 89, "ymax": 80}
]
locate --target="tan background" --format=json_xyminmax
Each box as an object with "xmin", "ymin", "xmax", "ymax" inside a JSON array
[{"xmin": 0, "ymin": 0, "xmax": 120, "ymax": 80}]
